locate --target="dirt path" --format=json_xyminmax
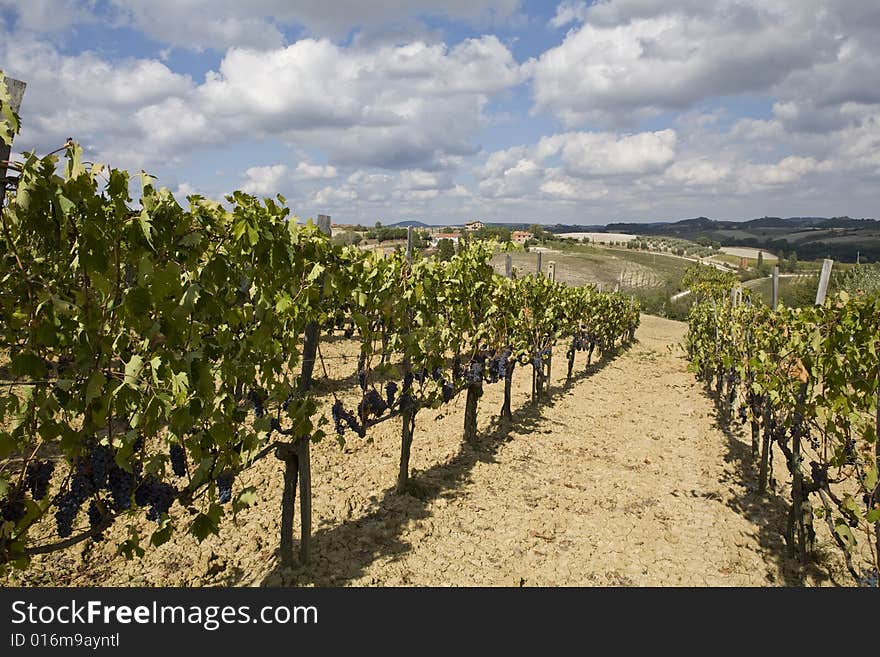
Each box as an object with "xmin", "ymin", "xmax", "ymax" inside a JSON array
[
  {"xmin": 8, "ymin": 315, "xmax": 844, "ymax": 587},
  {"xmin": 314, "ymin": 314, "xmax": 784, "ymax": 586}
]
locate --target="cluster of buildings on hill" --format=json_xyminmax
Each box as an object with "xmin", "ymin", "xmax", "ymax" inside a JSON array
[
  {"xmin": 326, "ymin": 217, "xmax": 535, "ymax": 251},
  {"xmin": 428, "ymin": 221, "xmax": 532, "ymax": 247}
]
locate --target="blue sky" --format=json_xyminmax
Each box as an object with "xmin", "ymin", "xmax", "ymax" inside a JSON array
[{"xmin": 1, "ymin": 1, "xmax": 878, "ymax": 225}]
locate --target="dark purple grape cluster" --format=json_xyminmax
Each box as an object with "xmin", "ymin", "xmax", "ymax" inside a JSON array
[
  {"xmin": 531, "ymin": 346, "xmax": 552, "ymax": 370},
  {"xmin": 498, "ymin": 349, "xmax": 512, "ymax": 379},
  {"xmin": 135, "ymin": 476, "xmax": 178, "ymax": 521},
  {"xmin": 107, "ymin": 466, "xmax": 135, "ymax": 511},
  {"xmin": 89, "ymin": 445, "xmax": 114, "ymax": 489},
  {"xmin": 359, "ymin": 389, "xmax": 387, "ymax": 418},
  {"xmin": 737, "ymin": 405, "xmax": 748, "ymax": 424},
  {"xmin": 385, "ymin": 381, "xmax": 398, "ymax": 408},
  {"xmin": 169, "ymin": 444, "xmax": 187, "ymax": 478},
  {"xmin": 403, "ymin": 371, "xmax": 414, "ymax": 391},
  {"xmin": 332, "ymin": 400, "xmax": 365, "ymax": 438},
  {"xmin": 414, "ymin": 368, "xmax": 428, "ymax": 384},
  {"xmin": 42, "ymin": 434, "xmax": 185, "ymax": 535},
  {"xmin": 25, "ymin": 459, "xmax": 55, "ymax": 501},
  {"xmin": 452, "ymin": 356, "xmax": 462, "ymax": 381},
  {"xmin": 70, "ymin": 461, "xmax": 96, "ymax": 505},
  {"xmin": 441, "ymin": 382, "xmax": 455, "ymax": 403},
  {"xmin": 771, "ymin": 420, "xmax": 788, "ymax": 445},
  {"xmin": 87, "ymin": 500, "xmax": 106, "ymax": 541},
  {"xmin": 332, "ymin": 399, "xmax": 345, "ymax": 436},
  {"xmin": 431, "ymin": 366, "xmax": 443, "ymax": 382},
  {"xmin": 804, "ymin": 426, "xmax": 818, "ymax": 450},
  {"xmin": 1, "ymin": 492, "xmax": 26, "ymax": 523},
  {"xmin": 577, "ymin": 334, "xmax": 593, "ymax": 352},
  {"xmin": 357, "ymin": 369, "xmax": 367, "ymax": 392},
  {"xmin": 464, "ymin": 360, "xmax": 483, "ymax": 385},
  {"xmin": 216, "ymin": 472, "xmax": 234, "ymax": 505},
  {"xmin": 485, "ymin": 356, "xmax": 500, "ymax": 383},
  {"xmin": 247, "ymin": 388, "xmax": 267, "ymax": 418},
  {"xmin": 54, "ymin": 491, "xmax": 80, "ymax": 538}
]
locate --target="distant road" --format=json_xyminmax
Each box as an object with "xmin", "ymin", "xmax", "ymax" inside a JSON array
[
  {"xmin": 720, "ymin": 247, "xmax": 779, "ymax": 261},
  {"xmin": 742, "ymin": 273, "xmax": 804, "ymax": 288},
  {"xmin": 557, "ymin": 231, "xmax": 638, "ymax": 242},
  {"xmin": 596, "ymin": 244, "xmax": 737, "ymax": 272}
]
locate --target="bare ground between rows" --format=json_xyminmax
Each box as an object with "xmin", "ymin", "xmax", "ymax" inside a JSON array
[{"xmin": 4, "ymin": 315, "xmax": 849, "ymax": 587}]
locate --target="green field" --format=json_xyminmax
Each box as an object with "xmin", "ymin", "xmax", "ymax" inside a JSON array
[
  {"xmin": 746, "ymin": 274, "xmax": 820, "ymax": 307},
  {"xmin": 491, "ymin": 242, "xmax": 692, "ymax": 291},
  {"xmin": 490, "ymin": 241, "xmax": 697, "ymax": 318}
]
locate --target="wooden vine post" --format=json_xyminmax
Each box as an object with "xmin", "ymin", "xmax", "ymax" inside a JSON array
[
  {"xmin": 396, "ymin": 386, "xmax": 416, "ymax": 493},
  {"xmin": 758, "ymin": 397, "xmax": 772, "ymax": 493},
  {"xmin": 397, "ymin": 241, "xmax": 417, "ymax": 492},
  {"xmin": 298, "ymin": 214, "xmax": 331, "ymax": 392},
  {"xmin": 712, "ymin": 299, "xmax": 723, "ymax": 397},
  {"xmin": 296, "ymin": 432, "xmax": 313, "ymax": 565},
  {"xmin": 875, "ymin": 364, "xmax": 880, "ymax": 564},
  {"xmin": 787, "ymin": 382, "xmax": 811, "ymax": 563},
  {"xmin": 276, "ymin": 442, "xmax": 299, "ymax": 567},
  {"xmin": 463, "ymin": 378, "xmax": 482, "ymax": 442},
  {"xmin": 501, "ymin": 356, "xmax": 515, "ymax": 423},
  {"xmin": 725, "ymin": 287, "xmax": 741, "ymax": 416},
  {"xmin": 501, "ymin": 258, "xmax": 514, "ymax": 423},
  {"xmin": 0, "ymin": 77, "xmax": 25, "ymax": 210},
  {"xmin": 749, "ymin": 393, "xmax": 760, "ymax": 458},
  {"xmin": 744, "ymin": 296, "xmax": 760, "ymax": 457},
  {"xmin": 280, "ymin": 213, "xmax": 331, "ymax": 565}
]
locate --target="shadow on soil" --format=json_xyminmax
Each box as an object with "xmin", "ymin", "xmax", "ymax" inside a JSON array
[
  {"xmin": 700, "ymin": 383, "xmax": 842, "ymax": 587},
  {"xmin": 247, "ymin": 345, "xmax": 630, "ymax": 586}
]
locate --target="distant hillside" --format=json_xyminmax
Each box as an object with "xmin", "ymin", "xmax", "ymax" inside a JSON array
[
  {"xmin": 595, "ymin": 216, "xmax": 879, "ymax": 263},
  {"xmin": 388, "ymin": 220, "xmax": 431, "ymax": 228}
]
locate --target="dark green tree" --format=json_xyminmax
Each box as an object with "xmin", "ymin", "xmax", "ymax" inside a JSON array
[
  {"xmin": 528, "ymin": 224, "xmax": 547, "ymax": 241},
  {"xmin": 436, "ymin": 238, "xmax": 455, "ymax": 261}
]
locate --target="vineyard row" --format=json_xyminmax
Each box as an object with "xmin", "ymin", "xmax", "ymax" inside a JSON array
[
  {"xmin": 0, "ymin": 132, "xmax": 639, "ymax": 570},
  {"xmin": 684, "ymin": 266, "xmax": 879, "ymax": 586}
]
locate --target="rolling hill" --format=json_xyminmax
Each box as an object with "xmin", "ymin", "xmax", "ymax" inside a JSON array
[{"xmin": 548, "ymin": 216, "xmax": 879, "ymax": 263}]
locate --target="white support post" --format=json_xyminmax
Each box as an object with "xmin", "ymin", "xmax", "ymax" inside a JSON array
[{"xmin": 815, "ymin": 259, "xmax": 833, "ymax": 305}]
